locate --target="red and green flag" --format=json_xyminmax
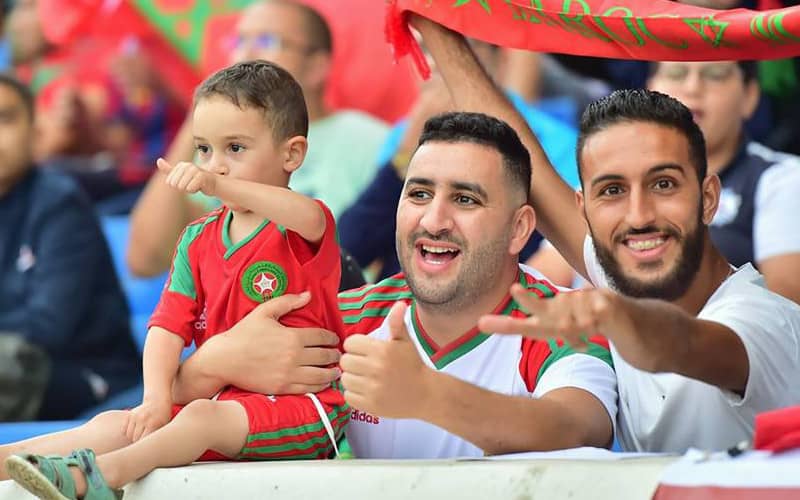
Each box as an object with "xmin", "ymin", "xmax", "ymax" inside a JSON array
[{"xmin": 387, "ymin": 0, "xmax": 800, "ymax": 78}]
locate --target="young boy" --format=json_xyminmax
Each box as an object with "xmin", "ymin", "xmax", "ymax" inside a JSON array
[{"xmin": 2, "ymin": 60, "xmax": 349, "ymax": 499}]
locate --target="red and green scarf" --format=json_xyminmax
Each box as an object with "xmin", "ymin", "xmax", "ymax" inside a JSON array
[{"xmin": 387, "ymin": 0, "xmax": 800, "ymax": 78}]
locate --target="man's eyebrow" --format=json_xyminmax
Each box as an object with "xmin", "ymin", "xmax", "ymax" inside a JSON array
[
  {"xmin": 590, "ymin": 174, "xmax": 624, "ymax": 188},
  {"xmin": 646, "ymin": 163, "xmax": 688, "ymax": 176},
  {"xmin": 405, "ymin": 177, "xmax": 435, "ymax": 187},
  {"xmin": 450, "ymin": 181, "xmax": 487, "ymax": 200},
  {"xmin": 590, "ymin": 163, "xmax": 688, "ymax": 188}
]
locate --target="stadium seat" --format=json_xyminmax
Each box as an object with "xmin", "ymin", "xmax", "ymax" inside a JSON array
[{"xmin": 99, "ymin": 215, "xmax": 167, "ymax": 353}]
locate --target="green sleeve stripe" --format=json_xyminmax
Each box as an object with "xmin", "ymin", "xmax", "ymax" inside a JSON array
[
  {"xmin": 528, "ymin": 282, "xmax": 556, "ymax": 298},
  {"xmin": 338, "ymin": 277, "xmax": 408, "ymax": 298},
  {"xmin": 342, "ymin": 307, "xmax": 393, "ymax": 324},
  {"xmin": 338, "ymin": 291, "xmax": 413, "ymax": 311},
  {"xmin": 535, "ymin": 339, "xmax": 614, "ymax": 385},
  {"xmin": 167, "ymin": 215, "xmax": 218, "ymax": 299}
]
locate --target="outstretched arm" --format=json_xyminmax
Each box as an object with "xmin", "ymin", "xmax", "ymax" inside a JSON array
[
  {"xmin": 157, "ymin": 158, "xmax": 326, "ymax": 244},
  {"xmin": 479, "ymin": 285, "xmax": 749, "ymax": 393},
  {"xmin": 341, "ymin": 303, "xmax": 613, "ymax": 454},
  {"xmin": 412, "ymin": 16, "xmax": 588, "ymax": 276}
]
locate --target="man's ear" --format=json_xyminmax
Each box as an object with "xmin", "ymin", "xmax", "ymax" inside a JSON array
[
  {"xmin": 701, "ymin": 174, "xmax": 721, "ymax": 225},
  {"xmin": 576, "ymin": 189, "xmax": 587, "ymax": 222},
  {"xmin": 509, "ymin": 204, "xmax": 536, "ymax": 256},
  {"xmin": 304, "ymin": 52, "xmax": 332, "ymax": 94},
  {"xmin": 283, "ymin": 136, "xmax": 308, "ymax": 173},
  {"xmin": 741, "ymin": 79, "xmax": 760, "ymax": 121}
]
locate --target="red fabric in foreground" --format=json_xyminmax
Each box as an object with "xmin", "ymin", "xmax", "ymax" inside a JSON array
[
  {"xmin": 754, "ymin": 405, "xmax": 800, "ymax": 452},
  {"xmin": 388, "ymin": 0, "xmax": 800, "ymax": 77},
  {"xmin": 654, "ymin": 485, "xmax": 800, "ymax": 500}
]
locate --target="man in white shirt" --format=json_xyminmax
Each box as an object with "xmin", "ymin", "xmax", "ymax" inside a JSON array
[
  {"xmin": 339, "ymin": 112, "xmax": 616, "ymax": 458},
  {"xmin": 412, "ymin": 16, "xmax": 800, "ymax": 453}
]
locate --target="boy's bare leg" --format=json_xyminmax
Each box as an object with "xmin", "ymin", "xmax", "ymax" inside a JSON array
[
  {"xmin": 71, "ymin": 399, "xmax": 249, "ymax": 496},
  {"xmin": 0, "ymin": 410, "xmax": 132, "ymax": 480}
]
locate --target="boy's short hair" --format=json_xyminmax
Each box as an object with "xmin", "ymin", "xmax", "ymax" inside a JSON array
[{"xmin": 194, "ymin": 60, "xmax": 308, "ymax": 141}]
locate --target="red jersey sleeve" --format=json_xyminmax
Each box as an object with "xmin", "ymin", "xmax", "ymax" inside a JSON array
[
  {"xmin": 147, "ymin": 222, "xmax": 207, "ymax": 347},
  {"xmin": 283, "ymin": 199, "xmax": 339, "ymax": 277}
]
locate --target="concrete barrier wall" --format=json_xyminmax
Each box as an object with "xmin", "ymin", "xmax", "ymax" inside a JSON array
[{"xmin": 0, "ymin": 457, "xmax": 673, "ymax": 499}]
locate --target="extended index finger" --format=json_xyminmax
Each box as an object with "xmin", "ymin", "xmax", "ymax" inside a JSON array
[{"xmin": 156, "ymin": 157, "xmax": 173, "ymax": 174}]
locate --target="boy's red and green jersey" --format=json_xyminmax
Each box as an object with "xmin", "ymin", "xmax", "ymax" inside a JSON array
[
  {"xmin": 337, "ymin": 266, "xmax": 617, "ymax": 459},
  {"xmin": 149, "ymin": 201, "xmax": 348, "ymax": 460}
]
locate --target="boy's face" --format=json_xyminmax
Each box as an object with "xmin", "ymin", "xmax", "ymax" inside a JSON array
[{"xmin": 192, "ymin": 96, "xmax": 288, "ymax": 189}]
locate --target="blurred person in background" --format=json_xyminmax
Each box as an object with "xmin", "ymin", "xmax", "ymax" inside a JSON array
[
  {"xmin": 6, "ymin": 0, "xmax": 184, "ymax": 213},
  {"xmin": 127, "ymin": 0, "xmax": 385, "ymax": 286},
  {"xmin": 0, "ymin": 74, "xmax": 140, "ymax": 421}
]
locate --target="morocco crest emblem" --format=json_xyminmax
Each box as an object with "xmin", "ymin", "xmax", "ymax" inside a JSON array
[{"xmin": 241, "ymin": 261, "xmax": 288, "ymax": 302}]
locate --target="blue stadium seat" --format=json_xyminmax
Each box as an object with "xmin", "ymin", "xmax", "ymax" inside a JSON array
[{"xmin": 99, "ymin": 215, "xmax": 167, "ymax": 353}]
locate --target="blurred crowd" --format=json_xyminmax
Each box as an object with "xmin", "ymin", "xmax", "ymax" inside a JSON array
[{"xmin": 0, "ymin": 0, "xmax": 798, "ymax": 422}]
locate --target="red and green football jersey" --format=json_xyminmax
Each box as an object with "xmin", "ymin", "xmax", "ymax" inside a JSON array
[
  {"xmin": 338, "ymin": 266, "xmax": 616, "ymax": 458},
  {"xmin": 149, "ymin": 201, "xmax": 343, "ymax": 347}
]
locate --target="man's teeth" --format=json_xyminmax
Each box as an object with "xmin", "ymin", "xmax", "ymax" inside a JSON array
[
  {"xmin": 422, "ymin": 245, "xmax": 457, "ymax": 254},
  {"xmin": 626, "ymin": 238, "xmax": 665, "ymax": 251}
]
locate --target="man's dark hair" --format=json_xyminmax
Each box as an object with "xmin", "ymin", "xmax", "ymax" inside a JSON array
[
  {"xmin": 272, "ymin": 0, "xmax": 332, "ymax": 53},
  {"xmin": 577, "ymin": 89, "xmax": 707, "ymax": 185},
  {"xmin": 195, "ymin": 59, "xmax": 308, "ymax": 140},
  {"xmin": 0, "ymin": 73, "xmax": 34, "ymax": 120},
  {"xmin": 418, "ymin": 112, "xmax": 531, "ymax": 201}
]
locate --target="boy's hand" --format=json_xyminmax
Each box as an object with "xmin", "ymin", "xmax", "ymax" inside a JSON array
[
  {"xmin": 157, "ymin": 158, "xmax": 220, "ymax": 196},
  {"xmin": 124, "ymin": 396, "xmax": 173, "ymax": 442}
]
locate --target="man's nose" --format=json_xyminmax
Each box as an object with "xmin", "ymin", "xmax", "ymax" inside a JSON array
[{"xmin": 419, "ymin": 197, "xmax": 454, "ymax": 236}]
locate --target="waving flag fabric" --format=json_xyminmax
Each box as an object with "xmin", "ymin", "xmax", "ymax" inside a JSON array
[
  {"xmin": 388, "ymin": 0, "xmax": 800, "ymax": 79},
  {"xmin": 36, "ymin": 0, "xmax": 416, "ymax": 121}
]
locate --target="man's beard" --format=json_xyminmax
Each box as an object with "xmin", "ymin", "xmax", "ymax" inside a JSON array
[
  {"xmin": 591, "ymin": 216, "xmax": 705, "ymax": 301},
  {"xmin": 397, "ymin": 230, "xmax": 510, "ymax": 312}
]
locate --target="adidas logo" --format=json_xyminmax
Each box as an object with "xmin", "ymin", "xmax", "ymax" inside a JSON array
[{"xmin": 351, "ymin": 409, "xmax": 380, "ymax": 425}]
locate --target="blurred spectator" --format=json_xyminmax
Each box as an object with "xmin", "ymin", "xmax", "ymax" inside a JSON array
[
  {"xmin": 648, "ymin": 60, "xmax": 800, "ymax": 304},
  {"xmin": 0, "ymin": 74, "xmax": 140, "ymax": 420},
  {"xmin": 7, "ymin": 0, "xmax": 184, "ymax": 213},
  {"xmin": 338, "ymin": 41, "xmax": 580, "ymax": 280},
  {"xmin": 234, "ymin": 0, "xmax": 388, "ymax": 218},
  {"xmin": 128, "ymin": 0, "xmax": 377, "ymax": 287}
]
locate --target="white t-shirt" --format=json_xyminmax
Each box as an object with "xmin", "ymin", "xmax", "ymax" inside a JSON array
[
  {"xmin": 584, "ymin": 237, "xmax": 800, "ymax": 453},
  {"xmin": 343, "ymin": 264, "xmax": 618, "ymax": 459}
]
